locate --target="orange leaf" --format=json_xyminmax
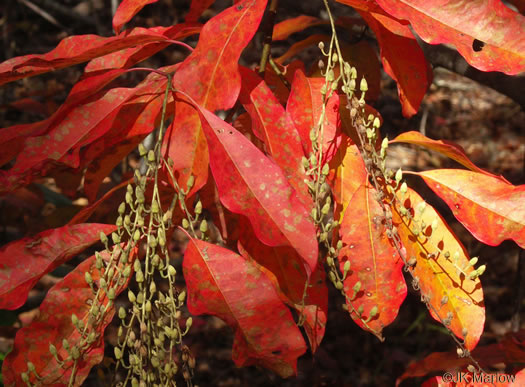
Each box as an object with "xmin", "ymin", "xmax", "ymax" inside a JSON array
[
  {"xmin": 272, "ymin": 15, "xmax": 326, "ymax": 41},
  {"xmin": 392, "ymin": 186, "xmax": 485, "ymax": 350},
  {"xmin": 418, "ymin": 169, "xmax": 525, "ymax": 249},
  {"xmin": 332, "ymin": 137, "xmax": 406, "ymax": 337}
]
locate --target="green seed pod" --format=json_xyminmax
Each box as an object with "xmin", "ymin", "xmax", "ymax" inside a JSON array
[
  {"xmin": 309, "ymin": 128, "xmax": 318, "ymax": 142},
  {"xmin": 49, "ymin": 343, "xmax": 57, "ymax": 356},
  {"xmin": 149, "ymin": 281, "xmax": 157, "ymax": 294},
  {"xmin": 85, "ymin": 272, "xmax": 93, "ymax": 285},
  {"xmin": 301, "ymin": 156, "xmax": 309, "ymax": 169},
  {"xmin": 151, "ymin": 356, "xmax": 160, "ymax": 368},
  {"xmin": 329, "ymin": 271, "xmax": 336, "ymax": 283},
  {"xmin": 152, "ymin": 254, "xmax": 160, "ymax": 267},
  {"xmin": 136, "ymin": 270, "xmax": 144, "ymax": 283},
  {"xmin": 357, "ymin": 305, "xmax": 364, "ymax": 315},
  {"xmin": 311, "ymin": 208, "xmax": 318, "ymax": 220},
  {"xmin": 326, "ymin": 257, "xmax": 334, "ymax": 266},
  {"xmin": 400, "ymin": 182, "xmax": 408, "ymax": 194},
  {"xmin": 87, "ymin": 332, "xmax": 96, "ymax": 344},
  {"xmin": 476, "ymin": 264, "xmax": 486, "ymax": 276},
  {"xmin": 118, "ymin": 326, "xmax": 123, "ymax": 338},
  {"xmin": 178, "ymin": 291, "xmax": 186, "ymax": 303},
  {"xmin": 118, "ymin": 307, "xmax": 126, "ymax": 319},
  {"xmin": 131, "ymin": 378, "xmax": 139, "ymax": 387},
  {"xmin": 114, "ymin": 347, "xmax": 122, "ymax": 360},
  {"xmin": 395, "ymin": 168, "xmax": 403, "ymax": 183},
  {"xmin": 369, "ymin": 306, "xmax": 378, "ymax": 318},
  {"xmin": 457, "ymin": 347, "xmax": 464, "ymax": 357},
  {"xmin": 27, "ymin": 362, "xmax": 36, "ymax": 373},
  {"xmin": 71, "ymin": 346, "xmax": 80, "ymax": 360},
  {"xmin": 373, "ymin": 117, "xmax": 381, "ymax": 128},
  {"xmin": 343, "ymin": 260, "xmax": 351, "ymax": 274},
  {"xmin": 186, "ymin": 175, "xmax": 195, "ymax": 191},
  {"xmin": 128, "ymin": 290, "xmax": 136, "ymax": 303},
  {"xmin": 199, "ymin": 219, "xmax": 208, "ymax": 233},
  {"xmin": 168, "ymin": 265, "xmax": 177, "ymax": 277},
  {"xmin": 359, "ymin": 77, "xmax": 368, "ymax": 92},
  {"xmin": 71, "ymin": 313, "xmax": 79, "ymax": 326},
  {"xmin": 321, "ymin": 163, "xmax": 330, "ymax": 176},
  {"xmin": 145, "ymin": 300, "xmax": 152, "ymax": 313},
  {"xmin": 118, "ymin": 202, "xmax": 126, "ymax": 215},
  {"xmin": 327, "ymin": 69, "xmax": 335, "ymax": 82},
  {"xmin": 469, "ymin": 257, "xmax": 478, "ymax": 267},
  {"xmin": 137, "ymin": 217, "xmax": 144, "ymax": 227},
  {"xmin": 151, "ymin": 200, "xmax": 159, "ymax": 214},
  {"xmin": 122, "ymin": 266, "xmax": 131, "ymax": 278},
  {"xmin": 111, "ymin": 232, "xmax": 120, "ymax": 244},
  {"xmin": 138, "ymin": 143, "xmax": 147, "ymax": 156},
  {"xmin": 125, "ymin": 192, "xmax": 133, "ymax": 205},
  {"xmin": 133, "ymin": 229, "xmax": 141, "ymax": 242},
  {"xmin": 147, "ymin": 150, "xmax": 155, "ymax": 162},
  {"xmin": 108, "ymin": 288, "xmax": 116, "ymax": 300},
  {"xmin": 320, "ymin": 232, "xmax": 327, "ymax": 242},
  {"xmin": 95, "ymin": 252, "xmax": 103, "ymax": 269},
  {"xmin": 148, "ymin": 235, "xmax": 157, "ymax": 248},
  {"xmin": 321, "ymin": 202, "xmax": 330, "ymax": 215},
  {"xmin": 107, "ymin": 267, "xmax": 114, "ymax": 280},
  {"xmin": 349, "ymin": 79, "xmax": 356, "ymax": 92},
  {"xmin": 182, "ymin": 218, "xmax": 190, "ymax": 229},
  {"xmin": 186, "ymin": 317, "xmax": 193, "ymax": 329},
  {"xmin": 100, "ymin": 232, "xmax": 108, "ymax": 245},
  {"xmin": 91, "ymin": 305, "xmax": 99, "ymax": 317},
  {"xmin": 195, "ymin": 200, "xmax": 202, "ymax": 215},
  {"xmin": 336, "ymin": 240, "xmax": 343, "ymax": 250},
  {"xmin": 21, "ymin": 372, "xmax": 29, "ymax": 383},
  {"xmin": 335, "ymin": 281, "xmax": 343, "ymax": 290},
  {"xmin": 99, "ymin": 278, "xmax": 107, "ymax": 289},
  {"xmin": 416, "ymin": 201, "xmax": 427, "ymax": 214},
  {"xmin": 366, "ymin": 128, "xmax": 374, "ymax": 139},
  {"xmin": 116, "ymin": 216, "xmax": 123, "ymax": 227},
  {"xmin": 353, "ymin": 281, "xmax": 361, "ymax": 293},
  {"xmin": 63, "ymin": 338, "xmax": 70, "ymax": 350},
  {"xmin": 137, "ymin": 291, "xmax": 144, "ymax": 304}
]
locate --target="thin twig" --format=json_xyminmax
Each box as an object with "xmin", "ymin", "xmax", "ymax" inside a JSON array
[{"xmin": 258, "ymin": 0, "xmax": 279, "ymax": 77}]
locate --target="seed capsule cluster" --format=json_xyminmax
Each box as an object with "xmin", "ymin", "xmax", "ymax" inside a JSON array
[{"xmin": 112, "ymin": 141, "xmax": 196, "ymax": 386}]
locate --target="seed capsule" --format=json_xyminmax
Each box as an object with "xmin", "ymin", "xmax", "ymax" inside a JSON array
[{"xmin": 360, "ymin": 77, "xmax": 368, "ymax": 92}]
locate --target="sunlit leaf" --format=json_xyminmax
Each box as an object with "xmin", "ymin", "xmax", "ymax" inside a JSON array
[
  {"xmin": 391, "ymin": 186, "xmax": 485, "ymax": 350},
  {"xmin": 183, "ymin": 237, "xmax": 307, "ymax": 377},
  {"xmin": 418, "ymin": 169, "xmax": 525, "ymax": 249},
  {"xmin": 0, "ymin": 223, "xmax": 116, "ymax": 310}
]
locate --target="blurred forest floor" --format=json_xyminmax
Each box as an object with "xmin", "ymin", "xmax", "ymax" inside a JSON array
[{"xmin": 0, "ymin": 1, "xmax": 524, "ymax": 386}]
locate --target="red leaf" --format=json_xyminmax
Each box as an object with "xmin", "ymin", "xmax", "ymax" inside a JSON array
[
  {"xmin": 272, "ymin": 15, "xmax": 326, "ymax": 41},
  {"xmin": 183, "ymin": 237, "xmax": 307, "ymax": 377},
  {"xmin": 0, "ymin": 223, "xmax": 116, "ymax": 310},
  {"xmin": 186, "ymin": 0, "xmax": 216, "ymax": 22},
  {"xmin": 391, "ymin": 186, "xmax": 485, "ymax": 350},
  {"xmin": 0, "ymin": 26, "xmax": 188, "ymax": 86},
  {"xmin": 418, "ymin": 169, "xmax": 525, "ymax": 249},
  {"xmin": 337, "ymin": 0, "xmax": 432, "ymax": 116},
  {"xmin": 113, "ymin": 0, "xmax": 159, "ymax": 34},
  {"xmin": 85, "ymin": 23, "xmax": 201, "ymax": 72},
  {"xmin": 333, "ymin": 139, "xmax": 407, "ymax": 338},
  {"xmin": 374, "ymin": 0, "xmax": 525, "ymax": 75},
  {"xmin": 167, "ymin": 0, "xmax": 268, "ymax": 195},
  {"xmin": 275, "ymin": 34, "xmax": 329, "ymax": 64},
  {"xmin": 238, "ymin": 223, "xmax": 328, "ymax": 353},
  {"xmin": 239, "ymin": 66, "xmax": 312, "ymax": 209},
  {"xmin": 2, "ymin": 248, "xmax": 134, "ymax": 386},
  {"xmin": 189, "ymin": 102, "xmax": 318, "ymax": 273},
  {"xmin": 263, "ymin": 60, "xmax": 304, "ymax": 105}
]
